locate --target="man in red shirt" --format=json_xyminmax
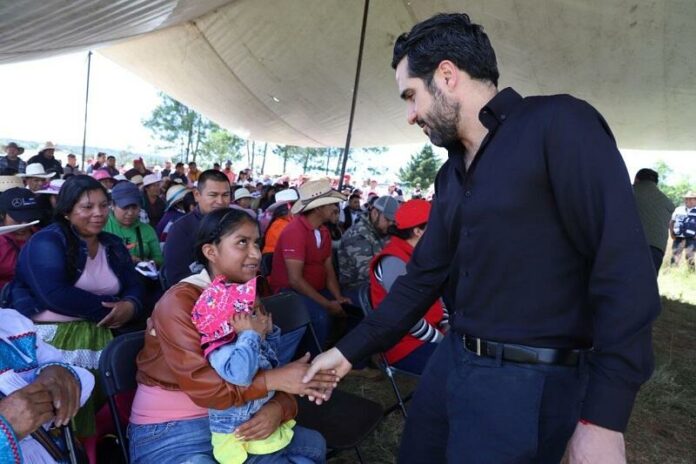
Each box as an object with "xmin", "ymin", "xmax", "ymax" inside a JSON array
[{"xmin": 270, "ymin": 179, "xmax": 350, "ymax": 349}]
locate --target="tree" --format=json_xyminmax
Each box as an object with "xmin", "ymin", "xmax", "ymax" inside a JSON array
[
  {"xmin": 398, "ymin": 144, "xmax": 441, "ymax": 190},
  {"xmin": 198, "ymin": 127, "xmax": 245, "ymax": 167},
  {"xmin": 652, "ymin": 160, "xmax": 696, "ymax": 206},
  {"xmin": 143, "ymin": 93, "xmax": 215, "ymax": 163}
]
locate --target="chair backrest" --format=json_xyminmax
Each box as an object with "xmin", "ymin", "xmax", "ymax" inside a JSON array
[
  {"xmin": 99, "ymin": 331, "xmax": 145, "ymax": 395},
  {"xmin": 262, "ymin": 292, "xmax": 321, "ymax": 352},
  {"xmin": 357, "ymin": 283, "xmax": 372, "ymax": 318}
]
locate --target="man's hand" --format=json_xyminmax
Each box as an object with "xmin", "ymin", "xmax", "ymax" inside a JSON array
[
  {"xmin": 564, "ymin": 422, "xmax": 626, "ymax": 464},
  {"xmin": 302, "ymin": 347, "xmax": 352, "ymax": 404},
  {"xmin": 234, "ymin": 400, "xmax": 282, "ymax": 441},
  {"xmin": 0, "ymin": 383, "xmax": 55, "ymax": 439},
  {"xmin": 336, "ymin": 295, "xmax": 352, "ymax": 305},
  {"xmin": 324, "ymin": 300, "xmax": 347, "ymax": 317},
  {"xmin": 98, "ymin": 300, "xmax": 135, "ymax": 328},
  {"xmin": 264, "ymin": 353, "xmax": 339, "ymax": 401},
  {"xmin": 36, "ymin": 365, "xmax": 81, "ymax": 427}
]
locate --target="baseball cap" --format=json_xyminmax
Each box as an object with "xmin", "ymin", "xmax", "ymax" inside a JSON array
[
  {"xmin": 111, "ymin": 181, "xmax": 141, "ymax": 208},
  {"xmin": 0, "ymin": 188, "xmax": 44, "ymax": 223},
  {"xmin": 372, "ymin": 196, "xmax": 399, "ymax": 221},
  {"xmin": 395, "ymin": 199, "xmax": 431, "ymax": 229}
]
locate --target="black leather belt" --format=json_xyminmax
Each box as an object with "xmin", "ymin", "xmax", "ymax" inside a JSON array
[{"xmin": 462, "ymin": 335, "xmax": 584, "ymax": 367}]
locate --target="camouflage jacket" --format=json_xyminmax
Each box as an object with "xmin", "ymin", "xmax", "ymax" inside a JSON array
[{"xmin": 338, "ymin": 214, "xmax": 385, "ymax": 289}]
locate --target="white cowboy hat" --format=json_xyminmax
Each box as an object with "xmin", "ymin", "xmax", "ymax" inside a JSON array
[
  {"xmin": 142, "ymin": 174, "xmax": 161, "ymax": 188},
  {"xmin": 291, "ymin": 179, "xmax": 345, "ymax": 215},
  {"xmin": 0, "ymin": 221, "xmax": 39, "ymax": 235},
  {"xmin": 266, "ymin": 188, "xmax": 299, "ymax": 212},
  {"xmin": 39, "ymin": 141, "xmax": 58, "ymax": 151},
  {"xmin": 35, "ymin": 179, "xmax": 65, "ymax": 195},
  {"xmin": 16, "ymin": 163, "xmax": 54, "ymax": 179},
  {"xmin": 234, "ymin": 188, "xmax": 253, "ymax": 201},
  {"xmin": 0, "ymin": 175, "xmax": 25, "ymax": 192}
]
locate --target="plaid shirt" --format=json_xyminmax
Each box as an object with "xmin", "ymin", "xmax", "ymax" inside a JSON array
[{"xmin": 0, "ymin": 156, "xmax": 26, "ymax": 175}]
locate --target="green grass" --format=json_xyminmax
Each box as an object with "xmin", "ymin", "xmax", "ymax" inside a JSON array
[{"xmin": 331, "ymin": 271, "xmax": 696, "ymax": 463}]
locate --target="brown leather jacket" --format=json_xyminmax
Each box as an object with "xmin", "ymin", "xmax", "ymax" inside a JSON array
[{"xmin": 136, "ymin": 281, "xmax": 297, "ymax": 420}]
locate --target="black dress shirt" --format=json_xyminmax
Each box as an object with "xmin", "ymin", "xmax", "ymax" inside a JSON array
[{"xmin": 337, "ymin": 88, "xmax": 660, "ymax": 432}]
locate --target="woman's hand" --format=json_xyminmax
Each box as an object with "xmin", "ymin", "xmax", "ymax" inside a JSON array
[
  {"xmin": 234, "ymin": 400, "xmax": 282, "ymax": 441},
  {"xmin": 98, "ymin": 300, "xmax": 135, "ymax": 328},
  {"xmin": 265, "ymin": 353, "xmax": 339, "ymax": 401}
]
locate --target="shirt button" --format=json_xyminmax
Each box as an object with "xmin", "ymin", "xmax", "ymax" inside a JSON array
[
  {"xmin": 500, "ymin": 114, "xmax": 507, "ymax": 121},
  {"xmin": 464, "ymin": 191, "xmax": 472, "ymax": 197}
]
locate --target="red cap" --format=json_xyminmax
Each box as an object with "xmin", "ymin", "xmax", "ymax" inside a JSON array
[{"xmin": 394, "ymin": 199, "xmax": 431, "ymax": 229}]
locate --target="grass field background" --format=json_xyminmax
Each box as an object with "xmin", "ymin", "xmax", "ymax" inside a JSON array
[{"xmin": 330, "ymin": 264, "xmax": 696, "ymax": 463}]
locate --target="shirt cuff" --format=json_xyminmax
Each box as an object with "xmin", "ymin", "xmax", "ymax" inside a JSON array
[
  {"xmin": 0, "ymin": 415, "xmax": 22, "ymax": 464},
  {"xmin": 37, "ymin": 362, "xmax": 82, "ymax": 389},
  {"xmin": 580, "ymin": 379, "xmax": 638, "ymax": 432}
]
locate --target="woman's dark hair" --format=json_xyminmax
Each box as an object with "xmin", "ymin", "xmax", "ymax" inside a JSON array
[
  {"xmin": 182, "ymin": 191, "xmax": 196, "ymax": 213},
  {"xmin": 54, "ymin": 175, "xmax": 109, "ymax": 279},
  {"xmin": 392, "ymin": 13, "xmax": 499, "ymax": 88},
  {"xmin": 388, "ymin": 222, "xmax": 427, "ymax": 240},
  {"xmin": 195, "ymin": 208, "xmax": 257, "ymax": 267}
]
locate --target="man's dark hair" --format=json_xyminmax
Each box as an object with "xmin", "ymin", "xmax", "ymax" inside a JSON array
[
  {"xmin": 392, "ymin": 13, "xmax": 499, "ymax": 87},
  {"xmin": 349, "ymin": 193, "xmax": 361, "ymax": 201},
  {"xmin": 197, "ymin": 169, "xmax": 230, "ymax": 191},
  {"xmin": 188, "ymin": 161, "xmax": 197, "ymax": 166},
  {"xmin": 636, "ymin": 168, "xmax": 659, "ymax": 184},
  {"xmin": 107, "ymin": 155, "xmax": 115, "ymax": 161},
  {"xmin": 175, "ymin": 162, "xmax": 184, "ymax": 169}
]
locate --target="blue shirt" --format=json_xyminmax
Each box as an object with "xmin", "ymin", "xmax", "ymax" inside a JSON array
[{"xmin": 337, "ymin": 88, "xmax": 659, "ymax": 432}]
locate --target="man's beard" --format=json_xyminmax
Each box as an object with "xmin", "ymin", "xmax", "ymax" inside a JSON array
[{"xmin": 421, "ymin": 85, "xmax": 460, "ymax": 147}]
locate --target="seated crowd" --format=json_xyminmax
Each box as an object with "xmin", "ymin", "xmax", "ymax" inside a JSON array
[{"xmin": 0, "ymin": 141, "xmax": 436, "ymax": 464}]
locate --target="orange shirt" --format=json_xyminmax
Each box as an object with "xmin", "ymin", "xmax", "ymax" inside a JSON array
[{"xmin": 262, "ymin": 216, "xmax": 292, "ymax": 254}]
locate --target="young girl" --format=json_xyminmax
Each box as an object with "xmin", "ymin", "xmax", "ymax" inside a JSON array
[{"xmin": 188, "ymin": 208, "xmax": 325, "ymax": 464}]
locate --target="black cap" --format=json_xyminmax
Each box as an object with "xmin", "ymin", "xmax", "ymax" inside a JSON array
[{"xmin": 0, "ymin": 187, "xmax": 43, "ymax": 223}]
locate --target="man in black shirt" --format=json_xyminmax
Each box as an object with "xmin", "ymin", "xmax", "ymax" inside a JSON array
[{"xmin": 305, "ymin": 13, "xmax": 658, "ymax": 463}]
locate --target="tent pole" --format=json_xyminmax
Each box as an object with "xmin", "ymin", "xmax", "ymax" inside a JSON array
[
  {"xmin": 80, "ymin": 51, "xmax": 93, "ymax": 170},
  {"xmin": 338, "ymin": 0, "xmax": 370, "ymax": 191}
]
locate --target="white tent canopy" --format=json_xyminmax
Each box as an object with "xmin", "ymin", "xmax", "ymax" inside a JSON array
[{"xmin": 1, "ymin": 0, "xmax": 695, "ymax": 150}]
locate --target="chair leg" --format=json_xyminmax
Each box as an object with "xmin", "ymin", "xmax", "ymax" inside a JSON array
[
  {"xmin": 355, "ymin": 446, "xmax": 365, "ymax": 464},
  {"xmin": 107, "ymin": 395, "xmax": 129, "ymax": 463},
  {"xmin": 383, "ymin": 366, "xmax": 409, "ymax": 418}
]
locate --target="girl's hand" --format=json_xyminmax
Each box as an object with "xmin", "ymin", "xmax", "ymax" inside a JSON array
[{"xmin": 234, "ymin": 401, "xmax": 282, "ymax": 441}]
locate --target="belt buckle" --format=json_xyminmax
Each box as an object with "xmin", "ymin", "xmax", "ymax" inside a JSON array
[{"xmin": 462, "ymin": 335, "xmax": 482, "ymax": 356}]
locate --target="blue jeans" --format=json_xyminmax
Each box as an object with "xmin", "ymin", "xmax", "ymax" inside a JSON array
[
  {"xmin": 128, "ymin": 416, "xmax": 216, "ymax": 464},
  {"xmin": 398, "ymin": 332, "xmax": 589, "ymax": 463},
  {"xmin": 245, "ymin": 426, "xmax": 326, "ymax": 464}
]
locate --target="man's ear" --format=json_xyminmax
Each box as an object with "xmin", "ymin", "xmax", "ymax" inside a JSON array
[{"xmin": 437, "ymin": 60, "xmax": 458, "ymax": 89}]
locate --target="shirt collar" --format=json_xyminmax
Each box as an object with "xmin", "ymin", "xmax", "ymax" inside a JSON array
[{"xmin": 479, "ymin": 87, "xmax": 523, "ymax": 131}]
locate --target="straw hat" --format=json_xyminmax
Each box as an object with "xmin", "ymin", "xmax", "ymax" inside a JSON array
[
  {"xmin": 0, "ymin": 221, "xmax": 39, "ymax": 236},
  {"xmin": 683, "ymin": 191, "xmax": 696, "ymax": 198},
  {"xmin": 0, "ymin": 176, "xmax": 24, "ymax": 192},
  {"xmin": 4, "ymin": 142, "xmax": 24, "ymax": 155},
  {"xmin": 165, "ymin": 184, "xmax": 188, "ymax": 210},
  {"xmin": 36, "ymin": 179, "xmax": 65, "ymax": 195},
  {"xmin": 17, "ymin": 163, "xmax": 54, "ymax": 179},
  {"xmin": 130, "ymin": 175, "xmax": 144, "ymax": 185},
  {"xmin": 291, "ymin": 179, "xmax": 345, "ymax": 215}
]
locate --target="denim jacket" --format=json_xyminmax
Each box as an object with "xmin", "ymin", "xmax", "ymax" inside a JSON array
[
  {"xmin": 7, "ymin": 223, "xmax": 144, "ymax": 322},
  {"xmin": 207, "ymin": 326, "xmax": 281, "ymax": 433}
]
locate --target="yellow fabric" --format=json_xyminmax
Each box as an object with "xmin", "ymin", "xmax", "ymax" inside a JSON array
[{"xmin": 211, "ymin": 419, "xmax": 296, "ymax": 464}]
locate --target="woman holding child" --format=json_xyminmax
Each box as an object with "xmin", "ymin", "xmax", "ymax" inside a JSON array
[{"xmin": 128, "ymin": 208, "xmax": 334, "ymax": 463}]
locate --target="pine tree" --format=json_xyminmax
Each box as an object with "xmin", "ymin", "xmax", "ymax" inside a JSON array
[{"xmin": 398, "ymin": 144, "xmax": 441, "ymax": 190}]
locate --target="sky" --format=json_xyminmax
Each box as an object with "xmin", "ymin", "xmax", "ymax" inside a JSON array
[{"xmin": 0, "ymin": 52, "xmax": 694, "ymax": 185}]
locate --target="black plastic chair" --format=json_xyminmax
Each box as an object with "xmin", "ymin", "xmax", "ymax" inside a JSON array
[
  {"xmin": 99, "ymin": 331, "xmax": 145, "ymax": 464},
  {"xmin": 262, "ymin": 292, "xmax": 384, "ymax": 463},
  {"xmin": 357, "ymin": 284, "xmax": 420, "ymax": 418}
]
